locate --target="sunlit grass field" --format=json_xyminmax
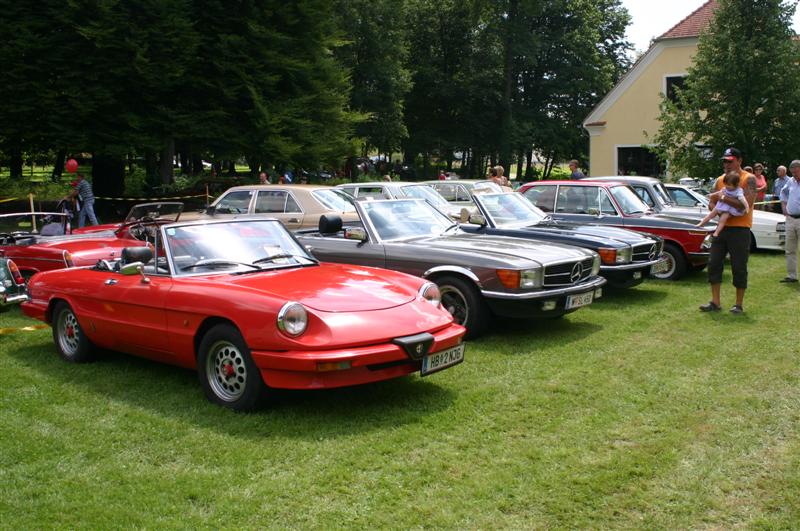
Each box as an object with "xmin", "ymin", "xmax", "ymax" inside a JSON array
[{"xmin": 1, "ymin": 252, "xmax": 799, "ymax": 528}]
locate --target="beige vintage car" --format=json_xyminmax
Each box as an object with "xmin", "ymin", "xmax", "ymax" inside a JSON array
[{"xmin": 181, "ymin": 185, "xmax": 360, "ymax": 230}]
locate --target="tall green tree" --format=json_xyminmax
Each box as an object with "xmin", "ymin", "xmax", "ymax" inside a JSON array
[{"xmin": 652, "ymin": 0, "xmax": 800, "ymax": 178}]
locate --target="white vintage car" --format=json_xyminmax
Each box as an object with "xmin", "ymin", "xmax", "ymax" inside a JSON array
[{"xmin": 664, "ymin": 183, "xmax": 785, "ymax": 251}]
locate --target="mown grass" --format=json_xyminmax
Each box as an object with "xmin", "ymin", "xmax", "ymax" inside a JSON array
[{"xmin": 1, "ymin": 252, "xmax": 799, "ymax": 528}]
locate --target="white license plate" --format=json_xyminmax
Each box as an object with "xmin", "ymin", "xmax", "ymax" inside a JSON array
[
  {"xmin": 651, "ymin": 259, "xmax": 669, "ymax": 274},
  {"xmin": 780, "ymin": 234, "xmax": 786, "ymax": 242},
  {"xmin": 421, "ymin": 343, "xmax": 465, "ymax": 376},
  {"xmin": 566, "ymin": 291, "xmax": 593, "ymax": 310}
]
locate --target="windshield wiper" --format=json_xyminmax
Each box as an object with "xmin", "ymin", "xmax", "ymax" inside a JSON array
[
  {"xmin": 442, "ymin": 223, "xmax": 460, "ymax": 234},
  {"xmin": 182, "ymin": 259, "xmax": 262, "ymax": 271},
  {"xmin": 252, "ymin": 253, "xmax": 319, "ymax": 265}
]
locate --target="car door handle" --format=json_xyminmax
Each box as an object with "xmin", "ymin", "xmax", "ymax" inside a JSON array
[
  {"xmin": 288, "ymin": 218, "xmax": 300, "ymax": 223},
  {"xmin": 105, "ymin": 279, "xmax": 118, "ymax": 285}
]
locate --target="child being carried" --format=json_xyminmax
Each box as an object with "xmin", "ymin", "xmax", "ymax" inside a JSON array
[{"xmin": 696, "ymin": 170, "xmax": 749, "ymax": 237}]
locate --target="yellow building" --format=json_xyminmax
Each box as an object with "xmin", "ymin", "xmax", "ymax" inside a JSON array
[{"xmin": 583, "ymin": 0, "xmax": 717, "ymax": 177}]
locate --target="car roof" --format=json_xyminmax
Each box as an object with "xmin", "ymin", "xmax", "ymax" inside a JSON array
[
  {"xmin": 222, "ymin": 184, "xmax": 336, "ymax": 192},
  {"xmin": 337, "ymin": 181, "xmax": 422, "ymax": 187},
  {"xmin": 588, "ymin": 176, "xmax": 661, "ymax": 184},
  {"xmin": 523, "ymin": 180, "xmax": 623, "ymax": 187}
]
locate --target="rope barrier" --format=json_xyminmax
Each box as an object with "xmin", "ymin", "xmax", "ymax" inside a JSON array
[
  {"xmin": 94, "ymin": 193, "xmax": 209, "ymax": 201},
  {"xmin": 0, "ymin": 324, "xmax": 49, "ymax": 336}
]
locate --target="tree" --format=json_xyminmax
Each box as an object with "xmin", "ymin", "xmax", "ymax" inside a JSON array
[{"xmin": 652, "ymin": 0, "xmax": 800, "ymax": 179}]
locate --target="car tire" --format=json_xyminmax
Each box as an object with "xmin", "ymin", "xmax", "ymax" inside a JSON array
[
  {"xmin": 197, "ymin": 324, "xmax": 267, "ymax": 412},
  {"xmin": 52, "ymin": 301, "xmax": 95, "ymax": 363},
  {"xmin": 654, "ymin": 242, "xmax": 687, "ymax": 280},
  {"xmin": 436, "ymin": 275, "xmax": 490, "ymax": 339}
]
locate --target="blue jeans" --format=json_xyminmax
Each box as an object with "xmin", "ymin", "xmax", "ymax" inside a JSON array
[{"xmin": 78, "ymin": 200, "xmax": 99, "ymax": 227}]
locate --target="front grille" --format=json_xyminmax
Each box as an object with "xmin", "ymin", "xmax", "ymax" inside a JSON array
[
  {"xmin": 632, "ymin": 242, "xmax": 660, "ymax": 263},
  {"xmin": 543, "ymin": 257, "xmax": 594, "ymax": 287}
]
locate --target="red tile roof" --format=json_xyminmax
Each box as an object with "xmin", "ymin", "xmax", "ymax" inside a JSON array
[{"xmin": 657, "ymin": 0, "xmax": 718, "ymax": 40}]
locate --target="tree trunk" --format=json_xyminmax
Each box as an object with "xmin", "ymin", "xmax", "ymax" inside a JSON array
[
  {"xmin": 145, "ymin": 150, "xmax": 159, "ymax": 190},
  {"xmin": 159, "ymin": 139, "xmax": 175, "ymax": 185},
  {"xmin": 226, "ymin": 160, "xmax": 236, "ymax": 175},
  {"xmin": 498, "ymin": 0, "xmax": 518, "ymax": 172},
  {"xmin": 192, "ymin": 154, "xmax": 203, "ymax": 175},
  {"xmin": 179, "ymin": 150, "xmax": 189, "ymax": 175},
  {"xmin": 515, "ymin": 151, "xmax": 524, "ymax": 183},
  {"xmin": 92, "ymin": 153, "xmax": 126, "ymax": 197},
  {"xmin": 525, "ymin": 149, "xmax": 533, "ymax": 181},
  {"xmin": 9, "ymin": 146, "xmax": 23, "ymax": 179},
  {"xmin": 52, "ymin": 149, "xmax": 66, "ymax": 182}
]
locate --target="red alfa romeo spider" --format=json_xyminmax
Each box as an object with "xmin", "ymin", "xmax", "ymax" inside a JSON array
[{"xmin": 22, "ymin": 218, "xmax": 466, "ymax": 410}]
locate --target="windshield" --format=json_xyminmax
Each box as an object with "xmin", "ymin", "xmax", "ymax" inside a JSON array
[
  {"xmin": 311, "ymin": 189, "xmax": 356, "ymax": 212},
  {"xmin": 401, "ymin": 185, "xmax": 450, "ymax": 209},
  {"xmin": 609, "ymin": 185, "xmax": 650, "ymax": 215},
  {"xmin": 361, "ymin": 199, "xmax": 454, "ymax": 240},
  {"xmin": 653, "ymin": 183, "xmax": 675, "ymax": 207},
  {"xmin": 0, "ymin": 212, "xmax": 70, "ymax": 236},
  {"xmin": 125, "ymin": 203, "xmax": 183, "ymax": 222},
  {"xmin": 164, "ymin": 219, "xmax": 315, "ymax": 275},
  {"xmin": 476, "ymin": 193, "xmax": 546, "ymax": 226},
  {"xmin": 472, "ymin": 181, "xmax": 503, "ymax": 193}
]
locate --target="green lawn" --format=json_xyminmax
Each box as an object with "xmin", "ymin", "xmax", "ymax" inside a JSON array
[{"xmin": 1, "ymin": 253, "xmax": 799, "ymax": 528}]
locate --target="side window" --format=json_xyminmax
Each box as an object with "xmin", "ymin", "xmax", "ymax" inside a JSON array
[
  {"xmin": 634, "ymin": 186, "xmax": 655, "ymax": 207},
  {"xmin": 338, "ymin": 187, "xmax": 356, "ymax": 197},
  {"xmin": 285, "ymin": 194, "xmax": 302, "ymax": 213},
  {"xmin": 523, "ymin": 187, "xmax": 555, "ymax": 212},
  {"xmin": 456, "ymin": 186, "xmax": 471, "ymax": 202},
  {"xmin": 255, "ymin": 191, "xmax": 289, "ymax": 213},
  {"xmin": 670, "ymin": 189, "xmax": 696, "ymax": 207},
  {"xmin": 599, "ymin": 190, "xmax": 618, "ymax": 215},
  {"xmin": 556, "ymin": 186, "xmax": 594, "ymax": 214},
  {"xmin": 434, "ymin": 183, "xmax": 457, "ymax": 201},
  {"xmin": 215, "ymin": 191, "xmax": 253, "ymax": 214}
]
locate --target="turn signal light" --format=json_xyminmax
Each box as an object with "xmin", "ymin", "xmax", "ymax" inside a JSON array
[
  {"xmin": 496, "ymin": 269, "xmax": 520, "ymax": 289},
  {"xmin": 597, "ymin": 248, "xmax": 617, "ymax": 265},
  {"xmin": 8, "ymin": 260, "xmax": 24, "ymax": 285},
  {"xmin": 316, "ymin": 361, "xmax": 352, "ymax": 372}
]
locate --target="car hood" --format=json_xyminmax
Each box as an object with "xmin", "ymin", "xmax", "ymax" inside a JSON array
[
  {"xmin": 409, "ymin": 232, "xmax": 595, "ymax": 265},
  {"xmin": 514, "ymin": 221, "xmax": 652, "ymax": 246},
  {"xmin": 223, "ymin": 263, "xmax": 418, "ymax": 312}
]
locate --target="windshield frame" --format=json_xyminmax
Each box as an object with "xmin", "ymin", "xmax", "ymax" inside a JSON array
[
  {"xmin": 311, "ymin": 188, "xmax": 356, "ymax": 212},
  {"xmin": 357, "ymin": 198, "xmax": 456, "ymax": 242},
  {"xmin": 473, "ymin": 192, "xmax": 547, "ymax": 228},
  {"xmin": 162, "ymin": 218, "xmax": 316, "ymax": 277}
]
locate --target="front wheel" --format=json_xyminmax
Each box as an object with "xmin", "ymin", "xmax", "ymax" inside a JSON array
[
  {"xmin": 197, "ymin": 324, "xmax": 267, "ymax": 411},
  {"xmin": 52, "ymin": 301, "xmax": 95, "ymax": 362},
  {"xmin": 436, "ymin": 275, "xmax": 490, "ymax": 339},
  {"xmin": 653, "ymin": 242, "xmax": 687, "ymax": 280}
]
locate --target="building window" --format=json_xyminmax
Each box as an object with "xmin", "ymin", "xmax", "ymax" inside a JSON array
[
  {"xmin": 617, "ymin": 147, "xmax": 665, "ymax": 178},
  {"xmin": 666, "ymin": 76, "xmax": 686, "ymax": 103}
]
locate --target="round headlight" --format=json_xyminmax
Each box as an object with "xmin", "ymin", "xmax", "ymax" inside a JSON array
[
  {"xmin": 419, "ymin": 282, "xmax": 441, "ymax": 306},
  {"xmin": 277, "ymin": 302, "xmax": 308, "ymax": 337}
]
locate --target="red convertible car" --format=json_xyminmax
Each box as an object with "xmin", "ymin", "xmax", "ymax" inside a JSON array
[
  {"xmin": 22, "ymin": 218, "xmax": 466, "ymax": 411},
  {"xmin": 0, "ymin": 208, "xmax": 175, "ymax": 279}
]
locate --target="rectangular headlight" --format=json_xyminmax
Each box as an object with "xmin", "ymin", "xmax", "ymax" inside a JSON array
[
  {"xmin": 520, "ymin": 268, "xmax": 543, "ymax": 288},
  {"xmin": 592, "ymin": 255, "xmax": 601, "ymax": 276},
  {"xmin": 616, "ymin": 246, "xmax": 632, "ymax": 264}
]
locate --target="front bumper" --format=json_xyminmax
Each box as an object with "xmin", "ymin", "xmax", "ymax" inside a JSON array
[
  {"xmin": 481, "ymin": 276, "xmax": 606, "ymax": 318},
  {"xmin": 1, "ymin": 289, "xmax": 28, "ymax": 307},
  {"xmin": 688, "ymin": 251, "xmax": 711, "ymax": 267},
  {"xmin": 251, "ymin": 323, "xmax": 465, "ymax": 389}
]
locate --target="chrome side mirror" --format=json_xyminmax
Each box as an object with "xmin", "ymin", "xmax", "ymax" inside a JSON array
[
  {"xmin": 344, "ymin": 227, "xmax": 368, "ymax": 242},
  {"xmin": 120, "ymin": 262, "xmax": 150, "ymax": 283}
]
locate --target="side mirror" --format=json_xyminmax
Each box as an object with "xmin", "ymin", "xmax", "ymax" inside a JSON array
[
  {"xmin": 467, "ymin": 213, "xmax": 487, "ymax": 226},
  {"xmin": 343, "ymin": 227, "xmax": 368, "ymax": 242},
  {"xmin": 120, "ymin": 262, "xmax": 151, "ymax": 283},
  {"xmin": 205, "ymin": 205, "xmax": 216, "ymax": 215}
]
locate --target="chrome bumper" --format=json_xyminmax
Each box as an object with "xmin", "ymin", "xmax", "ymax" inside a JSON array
[{"xmin": 482, "ymin": 276, "xmax": 607, "ymax": 300}]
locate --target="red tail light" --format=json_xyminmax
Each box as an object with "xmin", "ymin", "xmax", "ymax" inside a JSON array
[{"xmin": 7, "ymin": 260, "xmax": 25, "ymax": 285}]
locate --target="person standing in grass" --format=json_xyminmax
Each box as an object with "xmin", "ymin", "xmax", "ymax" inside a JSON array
[
  {"xmin": 699, "ymin": 147, "xmax": 756, "ymax": 314},
  {"xmin": 778, "ymin": 159, "xmax": 800, "ymax": 283},
  {"xmin": 65, "ymin": 173, "xmax": 98, "ymax": 227},
  {"xmin": 773, "ymin": 165, "xmax": 789, "ymax": 213},
  {"xmin": 569, "ymin": 159, "xmax": 586, "ymax": 179}
]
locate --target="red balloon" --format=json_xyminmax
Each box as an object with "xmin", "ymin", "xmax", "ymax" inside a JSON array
[{"xmin": 65, "ymin": 159, "xmax": 78, "ymax": 173}]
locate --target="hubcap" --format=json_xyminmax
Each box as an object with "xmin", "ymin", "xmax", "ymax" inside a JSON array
[
  {"xmin": 440, "ymin": 286, "xmax": 468, "ymax": 325},
  {"xmin": 655, "ymin": 253, "xmax": 676, "ymax": 279},
  {"xmin": 57, "ymin": 310, "xmax": 81, "ymax": 356},
  {"xmin": 205, "ymin": 340, "xmax": 247, "ymax": 402}
]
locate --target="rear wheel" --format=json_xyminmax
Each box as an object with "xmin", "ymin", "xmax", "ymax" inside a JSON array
[
  {"xmin": 653, "ymin": 242, "xmax": 687, "ymax": 280},
  {"xmin": 52, "ymin": 301, "xmax": 95, "ymax": 362},
  {"xmin": 436, "ymin": 275, "xmax": 490, "ymax": 339},
  {"xmin": 197, "ymin": 324, "xmax": 267, "ymax": 411}
]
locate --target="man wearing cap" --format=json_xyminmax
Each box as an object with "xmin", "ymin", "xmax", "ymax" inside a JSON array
[
  {"xmin": 699, "ymin": 147, "xmax": 756, "ymax": 314},
  {"xmin": 778, "ymin": 160, "xmax": 800, "ymax": 283}
]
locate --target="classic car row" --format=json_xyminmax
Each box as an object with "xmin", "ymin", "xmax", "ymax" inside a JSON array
[{"xmin": 4, "ymin": 175, "xmax": 758, "ymax": 411}]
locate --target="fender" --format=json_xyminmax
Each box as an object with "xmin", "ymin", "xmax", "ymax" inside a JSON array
[{"xmin": 423, "ymin": 265, "xmax": 481, "ymax": 286}]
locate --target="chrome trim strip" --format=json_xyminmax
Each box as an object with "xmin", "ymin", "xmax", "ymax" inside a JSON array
[
  {"xmin": 482, "ymin": 276, "xmax": 606, "ymax": 300},
  {"xmin": 1, "ymin": 293, "xmax": 29, "ymax": 306},
  {"xmin": 423, "ymin": 265, "xmax": 481, "ymax": 284},
  {"xmin": 599, "ymin": 257, "xmax": 664, "ymax": 271}
]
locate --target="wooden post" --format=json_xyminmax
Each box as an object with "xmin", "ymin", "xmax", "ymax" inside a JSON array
[
  {"xmin": 206, "ymin": 184, "xmax": 210, "ymax": 208},
  {"xmin": 29, "ymin": 193, "xmax": 37, "ymax": 232}
]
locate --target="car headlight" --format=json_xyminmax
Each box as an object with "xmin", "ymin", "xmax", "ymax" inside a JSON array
[
  {"xmin": 615, "ymin": 246, "xmax": 632, "ymax": 264},
  {"xmin": 496, "ymin": 268, "xmax": 542, "ymax": 289},
  {"xmin": 520, "ymin": 269, "xmax": 542, "ymax": 288},
  {"xmin": 777, "ymin": 221, "xmax": 785, "ymax": 232},
  {"xmin": 701, "ymin": 234, "xmax": 712, "ymax": 250},
  {"xmin": 591, "ymin": 254, "xmax": 601, "ymax": 276},
  {"xmin": 597, "ymin": 246, "xmax": 632, "ymax": 265},
  {"xmin": 277, "ymin": 302, "xmax": 308, "ymax": 337},
  {"xmin": 419, "ymin": 282, "xmax": 441, "ymax": 306}
]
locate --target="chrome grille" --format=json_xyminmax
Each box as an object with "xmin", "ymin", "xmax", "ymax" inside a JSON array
[
  {"xmin": 543, "ymin": 257, "xmax": 594, "ymax": 287},
  {"xmin": 632, "ymin": 242, "xmax": 660, "ymax": 263}
]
